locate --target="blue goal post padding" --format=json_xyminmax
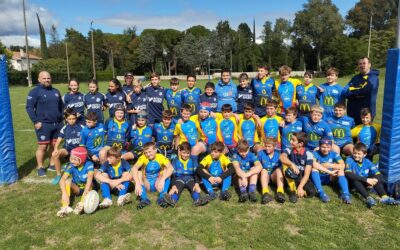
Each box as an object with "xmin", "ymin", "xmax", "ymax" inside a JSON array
[
  {"xmin": 379, "ymin": 49, "xmax": 400, "ymax": 193},
  {"xmin": 0, "ymin": 55, "xmax": 18, "ymax": 185}
]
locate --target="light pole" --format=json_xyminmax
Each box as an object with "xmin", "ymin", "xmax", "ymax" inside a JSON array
[
  {"xmin": 367, "ymin": 13, "xmax": 373, "ymax": 58},
  {"xmin": 90, "ymin": 21, "xmax": 96, "ymax": 79},
  {"xmin": 163, "ymin": 48, "xmax": 171, "ymax": 76},
  {"xmin": 110, "ymin": 48, "xmax": 115, "ymax": 78},
  {"xmin": 207, "ymin": 50, "xmax": 211, "ymax": 80},
  {"xmin": 22, "ymin": 0, "xmax": 32, "ymax": 87},
  {"xmin": 65, "ymin": 42, "xmax": 70, "ymax": 81}
]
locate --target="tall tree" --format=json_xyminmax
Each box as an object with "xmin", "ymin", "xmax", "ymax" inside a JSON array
[
  {"xmin": 36, "ymin": 13, "xmax": 48, "ymax": 59},
  {"xmin": 48, "ymin": 25, "xmax": 64, "ymax": 59},
  {"xmin": 215, "ymin": 20, "xmax": 235, "ymax": 69},
  {"xmin": 137, "ymin": 33, "xmax": 157, "ymax": 72}
]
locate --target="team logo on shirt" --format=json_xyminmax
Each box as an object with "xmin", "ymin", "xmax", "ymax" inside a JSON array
[
  {"xmin": 119, "ymin": 96, "xmax": 123, "ymax": 100},
  {"xmin": 55, "ymin": 93, "xmax": 59, "ymax": 97},
  {"xmin": 96, "ymin": 98, "xmax": 100, "ymax": 102},
  {"xmin": 159, "ymin": 92, "xmax": 163, "ymax": 96},
  {"xmin": 78, "ymin": 96, "xmax": 82, "ymax": 100},
  {"xmin": 333, "ymin": 128, "xmax": 345, "ymax": 138},
  {"xmin": 323, "ymin": 96, "xmax": 335, "ymax": 106}
]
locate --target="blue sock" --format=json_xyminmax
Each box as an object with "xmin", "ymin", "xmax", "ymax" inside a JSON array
[
  {"xmin": 172, "ymin": 193, "xmax": 179, "ymax": 202},
  {"xmin": 141, "ymin": 185, "xmax": 148, "ymax": 201},
  {"xmin": 202, "ymin": 177, "xmax": 214, "ymax": 193},
  {"xmin": 158, "ymin": 178, "xmax": 171, "ymax": 199},
  {"xmin": 222, "ymin": 176, "xmax": 232, "ymax": 192},
  {"xmin": 249, "ymin": 184, "xmax": 256, "ymax": 193},
  {"xmin": 311, "ymin": 171, "xmax": 324, "ymax": 195},
  {"xmin": 192, "ymin": 191, "xmax": 200, "ymax": 201},
  {"xmin": 338, "ymin": 175, "xmax": 350, "ymax": 195},
  {"xmin": 100, "ymin": 183, "xmax": 112, "ymax": 199},
  {"xmin": 191, "ymin": 155, "xmax": 199, "ymax": 169},
  {"xmin": 240, "ymin": 186, "xmax": 247, "ymax": 194},
  {"xmin": 118, "ymin": 181, "xmax": 130, "ymax": 197}
]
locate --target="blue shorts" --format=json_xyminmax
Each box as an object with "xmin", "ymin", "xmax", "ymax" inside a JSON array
[
  {"xmin": 35, "ymin": 122, "xmax": 63, "ymax": 144},
  {"xmin": 320, "ymin": 174, "xmax": 331, "ymax": 185},
  {"xmin": 72, "ymin": 181, "xmax": 86, "ymax": 196},
  {"xmin": 147, "ymin": 176, "xmax": 159, "ymax": 192}
]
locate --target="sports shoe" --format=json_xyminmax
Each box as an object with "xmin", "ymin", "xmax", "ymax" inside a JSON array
[
  {"xmin": 73, "ymin": 202, "xmax": 84, "ymax": 215},
  {"xmin": 56, "ymin": 206, "xmax": 73, "ymax": 218},
  {"xmin": 341, "ymin": 194, "xmax": 352, "ymax": 204},
  {"xmin": 261, "ymin": 193, "xmax": 274, "ymax": 204},
  {"xmin": 51, "ymin": 175, "xmax": 62, "ymax": 185},
  {"xmin": 157, "ymin": 197, "xmax": 168, "ymax": 208},
  {"xmin": 219, "ymin": 191, "xmax": 232, "ymax": 201},
  {"xmin": 319, "ymin": 193, "xmax": 330, "ymax": 203},
  {"xmin": 37, "ymin": 168, "xmax": 46, "ymax": 177},
  {"xmin": 193, "ymin": 197, "xmax": 209, "ymax": 207},
  {"xmin": 207, "ymin": 192, "xmax": 218, "ymax": 202},
  {"xmin": 289, "ymin": 192, "xmax": 298, "ymax": 203},
  {"xmin": 248, "ymin": 192, "xmax": 258, "ymax": 203},
  {"xmin": 164, "ymin": 194, "xmax": 177, "ymax": 207},
  {"xmin": 239, "ymin": 192, "xmax": 249, "ymax": 203},
  {"xmin": 380, "ymin": 196, "xmax": 398, "ymax": 205},
  {"xmin": 366, "ymin": 196, "xmax": 377, "ymax": 208},
  {"xmin": 99, "ymin": 198, "xmax": 113, "ymax": 209},
  {"xmin": 117, "ymin": 193, "xmax": 132, "ymax": 206},
  {"xmin": 137, "ymin": 199, "xmax": 151, "ymax": 210},
  {"xmin": 47, "ymin": 165, "xmax": 56, "ymax": 172},
  {"xmin": 275, "ymin": 192, "xmax": 286, "ymax": 203}
]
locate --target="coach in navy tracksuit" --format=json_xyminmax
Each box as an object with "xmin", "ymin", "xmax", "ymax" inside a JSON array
[{"xmin": 26, "ymin": 71, "xmax": 63, "ymax": 177}]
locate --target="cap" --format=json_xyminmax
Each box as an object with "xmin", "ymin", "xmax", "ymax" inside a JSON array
[
  {"xmin": 71, "ymin": 147, "xmax": 88, "ymax": 164},
  {"xmin": 125, "ymin": 72, "xmax": 134, "ymax": 77},
  {"xmin": 114, "ymin": 104, "xmax": 125, "ymax": 112},
  {"xmin": 319, "ymin": 137, "xmax": 333, "ymax": 146},
  {"xmin": 137, "ymin": 110, "xmax": 148, "ymax": 119}
]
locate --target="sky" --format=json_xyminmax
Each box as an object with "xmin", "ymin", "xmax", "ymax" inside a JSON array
[{"xmin": 0, "ymin": 0, "xmax": 359, "ymax": 48}]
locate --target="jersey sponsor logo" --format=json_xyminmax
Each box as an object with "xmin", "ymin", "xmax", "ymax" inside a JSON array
[
  {"xmin": 260, "ymin": 97, "xmax": 268, "ymax": 106},
  {"xmin": 94, "ymin": 136, "xmax": 102, "ymax": 147},
  {"xmin": 27, "ymin": 96, "xmax": 32, "ymax": 100},
  {"xmin": 148, "ymin": 97, "xmax": 163, "ymax": 103},
  {"xmin": 309, "ymin": 132, "xmax": 320, "ymax": 141},
  {"xmin": 170, "ymin": 107, "xmax": 178, "ymax": 116},
  {"xmin": 342, "ymin": 121, "xmax": 350, "ymax": 126},
  {"xmin": 88, "ymin": 103, "xmax": 102, "ymax": 109},
  {"xmin": 333, "ymin": 128, "xmax": 345, "ymax": 138},
  {"xmin": 299, "ymin": 103, "xmax": 311, "ymax": 112},
  {"xmin": 112, "ymin": 142, "xmax": 123, "ymax": 149},
  {"xmin": 238, "ymin": 93, "xmax": 253, "ymax": 100},
  {"xmin": 323, "ymin": 96, "xmax": 335, "ymax": 106},
  {"xmin": 66, "ymin": 138, "xmax": 81, "ymax": 145},
  {"xmin": 332, "ymin": 89, "xmax": 339, "ymax": 94}
]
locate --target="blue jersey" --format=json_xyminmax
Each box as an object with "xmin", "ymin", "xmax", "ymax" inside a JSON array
[
  {"xmin": 174, "ymin": 120, "xmax": 199, "ymax": 147},
  {"xmin": 237, "ymin": 85, "xmax": 254, "ymax": 114},
  {"xmin": 122, "ymin": 84, "xmax": 134, "ymax": 96},
  {"xmin": 136, "ymin": 154, "xmax": 170, "ymax": 179},
  {"xmin": 215, "ymin": 80, "xmax": 238, "ymax": 112},
  {"xmin": 238, "ymin": 116, "xmax": 259, "ymax": 147},
  {"xmin": 63, "ymin": 92, "xmax": 85, "ymax": 117},
  {"xmin": 104, "ymin": 118, "xmax": 130, "ymax": 149},
  {"xmin": 280, "ymin": 120, "xmax": 303, "ymax": 151},
  {"xmin": 300, "ymin": 116, "xmax": 333, "ymax": 150},
  {"xmin": 181, "ymin": 87, "xmax": 202, "ymax": 115},
  {"xmin": 127, "ymin": 91, "xmax": 147, "ymax": 125},
  {"xmin": 345, "ymin": 157, "xmax": 380, "ymax": 178},
  {"xmin": 257, "ymin": 150, "xmax": 281, "ymax": 173},
  {"xmin": 283, "ymin": 147, "xmax": 314, "ymax": 172},
  {"xmin": 64, "ymin": 161, "xmax": 94, "ymax": 187},
  {"xmin": 145, "ymin": 85, "xmax": 166, "ymax": 124},
  {"xmin": 251, "ymin": 77, "xmax": 275, "ymax": 117},
  {"xmin": 80, "ymin": 123, "xmax": 105, "ymax": 156},
  {"xmin": 153, "ymin": 122, "xmax": 176, "ymax": 152},
  {"xmin": 313, "ymin": 151, "xmax": 342, "ymax": 177},
  {"xmin": 58, "ymin": 123, "xmax": 84, "ymax": 152},
  {"xmin": 325, "ymin": 115, "xmax": 354, "ymax": 147},
  {"xmin": 165, "ymin": 89, "xmax": 183, "ymax": 118},
  {"xmin": 296, "ymin": 83, "xmax": 319, "ymax": 115},
  {"xmin": 172, "ymin": 157, "xmax": 196, "ymax": 177},
  {"xmin": 84, "ymin": 92, "xmax": 106, "ymax": 123},
  {"xmin": 351, "ymin": 124, "xmax": 380, "ymax": 150},
  {"xmin": 199, "ymin": 93, "xmax": 218, "ymax": 113},
  {"xmin": 105, "ymin": 91, "xmax": 126, "ymax": 118},
  {"xmin": 191, "ymin": 116, "xmax": 218, "ymax": 146},
  {"xmin": 231, "ymin": 152, "xmax": 259, "ymax": 172},
  {"xmin": 318, "ymin": 83, "xmax": 343, "ymax": 119},
  {"xmin": 274, "ymin": 78, "xmax": 300, "ymax": 116},
  {"xmin": 99, "ymin": 159, "xmax": 131, "ymax": 179},
  {"xmin": 130, "ymin": 125, "xmax": 153, "ymax": 152}
]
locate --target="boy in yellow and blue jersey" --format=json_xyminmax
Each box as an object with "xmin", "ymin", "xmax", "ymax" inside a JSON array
[
  {"xmin": 251, "ymin": 65, "xmax": 275, "ymax": 117},
  {"xmin": 165, "ymin": 77, "xmax": 182, "ymax": 119},
  {"xmin": 215, "ymin": 104, "xmax": 240, "ymax": 156},
  {"xmin": 274, "ymin": 65, "xmax": 301, "ymax": 117},
  {"xmin": 132, "ymin": 142, "xmax": 174, "ymax": 209},
  {"xmin": 153, "ymin": 110, "xmax": 176, "ymax": 158},
  {"xmin": 95, "ymin": 146, "xmax": 132, "ymax": 208},
  {"xmin": 238, "ymin": 103, "xmax": 262, "ymax": 153},
  {"xmin": 259, "ymin": 100, "xmax": 283, "ymax": 149},
  {"xmin": 163, "ymin": 142, "xmax": 209, "ymax": 207},
  {"xmin": 232, "ymin": 140, "xmax": 262, "ymax": 203},
  {"xmin": 318, "ymin": 67, "xmax": 344, "ymax": 120},
  {"xmin": 181, "ymin": 74, "xmax": 202, "ymax": 115},
  {"xmin": 57, "ymin": 147, "xmax": 94, "ymax": 217},
  {"xmin": 280, "ymin": 107, "xmax": 303, "ymax": 152},
  {"xmin": 345, "ymin": 143, "xmax": 398, "ymax": 208},
  {"xmin": 351, "ymin": 107, "xmax": 380, "ymax": 160},
  {"xmin": 296, "ymin": 71, "xmax": 319, "ymax": 116},
  {"xmin": 197, "ymin": 142, "xmax": 235, "ymax": 201}
]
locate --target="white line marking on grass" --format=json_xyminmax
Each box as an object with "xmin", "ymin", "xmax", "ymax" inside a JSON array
[{"xmin": 22, "ymin": 177, "xmax": 52, "ymax": 184}]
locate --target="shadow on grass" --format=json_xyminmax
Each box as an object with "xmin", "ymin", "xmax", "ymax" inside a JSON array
[{"xmin": 18, "ymin": 157, "xmax": 37, "ymax": 180}]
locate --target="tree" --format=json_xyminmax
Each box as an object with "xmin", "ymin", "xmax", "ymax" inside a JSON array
[
  {"xmin": 48, "ymin": 25, "xmax": 64, "ymax": 59},
  {"xmin": 215, "ymin": 20, "xmax": 235, "ymax": 69},
  {"xmin": 36, "ymin": 13, "xmax": 48, "ymax": 59},
  {"xmin": 137, "ymin": 33, "xmax": 157, "ymax": 72},
  {"xmin": 175, "ymin": 33, "xmax": 208, "ymax": 73},
  {"xmin": 293, "ymin": 0, "xmax": 344, "ymax": 71},
  {"xmin": 32, "ymin": 58, "xmax": 67, "ymax": 72},
  {"xmin": 235, "ymin": 23, "xmax": 253, "ymax": 71},
  {"xmin": 186, "ymin": 25, "xmax": 211, "ymax": 38}
]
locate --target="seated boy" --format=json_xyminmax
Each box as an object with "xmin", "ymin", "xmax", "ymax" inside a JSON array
[
  {"xmin": 345, "ymin": 142, "xmax": 398, "ymax": 208},
  {"xmin": 257, "ymin": 137, "xmax": 286, "ymax": 204},
  {"xmin": 197, "ymin": 141, "xmax": 235, "ymax": 201},
  {"xmin": 132, "ymin": 142, "xmax": 174, "ymax": 209},
  {"xmin": 280, "ymin": 107, "xmax": 303, "ymax": 151},
  {"xmin": 80, "ymin": 112, "xmax": 104, "ymax": 165},
  {"xmin": 238, "ymin": 103, "xmax": 262, "ymax": 153},
  {"xmin": 153, "ymin": 110, "xmax": 176, "ymax": 158},
  {"xmin": 95, "ymin": 146, "xmax": 132, "ymax": 208},
  {"xmin": 232, "ymin": 139, "xmax": 262, "ymax": 203},
  {"xmin": 163, "ymin": 142, "xmax": 209, "ymax": 207},
  {"xmin": 190, "ymin": 103, "xmax": 218, "ymax": 154},
  {"xmin": 57, "ymin": 147, "xmax": 94, "ymax": 217},
  {"xmin": 311, "ymin": 138, "xmax": 351, "ymax": 204},
  {"xmin": 280, "ymin": 132, "xmax": 317, "ymax": 203}
]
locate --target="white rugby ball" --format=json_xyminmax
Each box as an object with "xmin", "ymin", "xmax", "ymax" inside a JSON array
[{"xmin": 83, "ymin": 190, "xmax": 100, "ymax": 214}]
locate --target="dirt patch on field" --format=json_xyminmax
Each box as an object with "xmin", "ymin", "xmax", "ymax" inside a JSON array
[
  {"xmin": 285, "ymin": 224, "xmax": 301, "ymax": 236},
  {"xmin": 116, "ymin": 210, "xmax": 132, "ymax": 225}
]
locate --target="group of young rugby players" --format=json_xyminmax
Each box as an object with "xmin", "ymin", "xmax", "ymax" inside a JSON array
[{"xmin": 28, "ymin": 64, "xmax": 399, "ymax": 217}]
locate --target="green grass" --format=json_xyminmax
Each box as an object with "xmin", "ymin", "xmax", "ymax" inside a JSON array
[{"xmin": 1, "ymin": 74, "xmax": 399, "ymax": 249}]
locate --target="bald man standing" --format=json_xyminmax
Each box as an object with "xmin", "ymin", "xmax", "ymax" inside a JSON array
[{"xmin": 26, "ymin": 71, "xmax": 63, "ymax": 177}]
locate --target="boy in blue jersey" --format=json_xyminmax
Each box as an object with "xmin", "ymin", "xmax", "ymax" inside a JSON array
[
  {"xmin": 232, "ymin": 140, "xmax": 262, "ymax": 203},
  {"xmin": 145, "ymin": 72, "xmax": 166, "ymax": 125},
  {"xmin": 251, "ymin": 65, "xmax": 275, "ymax": 117},
  {"xmin": 127, "ymin": 79, "xmax": 147, "ymax": 125},
  {"xmin": 351, "ymin": 108, "xmax": 381, "ymax": 160},
  {"xmin": 318, "ymin": 67, "xmax": 344, "ymax": 119},
  {"xmin": 84, "ymin": 79, "xmax": 106, "ymax": 124},
  {"xmin": 132, "ymin": 142, "xmax": 174, "ymax": 209},
  {"xmin": 200, "ymin": 82, "xmax": 218, "ymax": 113},
  {"xmin": 105, "ymin": 79, "xmax": 127, "ymax": 118},
  {"xmin": 95, "ymin": 146, "xmax": 133, "ymax": 208},
  {"xmin": 63, "ymin": 78, "xmax": 85, "ymax": 125},
  {"xmin": 280, "ymin": 107, "xmax": 303, "ymax": 151},
  {"xmin": 238, "ymin": 103, "xmax": 262, "ymax": 153},
  {"xmin": 274, "ymin": 65, "xmax": 301, "ymax": 117},
  {"xmin": 197, "ymin": 142, "xmax": 235, "ymax": 201},
  {"xmin": 51, "ymin": 109, "xmax": 84, "ymax": 185},
  {"xmin": 280, "ymin": 132, "xmax": 317, "ymax": 203},
  {"xmin": 163, "ymin": 142, "xmax": 209, "ymax": 207},
  {"xmin": 165, "ymin": 77, "xmax": 183, "ymax": 119},
  {"xmin": 181, "ymin": 74, "xmax": 202, "ymax": 115},
  {"xmin": 325, "ymin": 102, "xmax": 355, "ymax": 156},
  {"xmin": 311, "ymin": 138, "xmax": 351, "ymax": 204},
  {"xmin": 258, "ymin": 137, "xmax": 286, "ymax": 204},
  {"xmin": 99, "ymin": 105, "xmax": 130, "ymax": 164},
  {"xmin": 215, "ymin": 69, "xmax": 238, "ymax": 112},
  {"xmin": 57, "ymin": 147, "xmax": 94, "ymax": 217},
  {"xmin": 345, "ymin": 143, "xmax": 398, "ymax": 208},
  {"xmin": 296, "ymin": 71, "xmax": 319, "ymax": 116},
  {"xmin": 80, "ymin": 112, "xmax": 105, "ymax": 165},
  {"xmin": 237, "ymin": 73, "xmax": 254, "ymax": 114},
  {"xmin": 153, "ymin": 110, "xmax": 176, "ymax": 158}
]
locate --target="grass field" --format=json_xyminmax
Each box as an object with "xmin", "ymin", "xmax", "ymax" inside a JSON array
[{"xmin": 1, "ymin": 74, "xmax": 400, "ymax": 249}]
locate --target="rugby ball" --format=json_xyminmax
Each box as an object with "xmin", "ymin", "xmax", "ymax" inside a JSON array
[{"xmin": 83, "ymin": 190, "xmax": 100, "ymax": 214}]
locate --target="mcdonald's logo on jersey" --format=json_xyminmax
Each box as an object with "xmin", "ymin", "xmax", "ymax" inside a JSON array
[
  {"xmin": 309, "ymin": 133, "xmax": 320, "ymax": 141},
  {"xmin": 299, "ymin": 103, "xmax": 311, "ymax": 112},
  {"xmin": 260, "ymin": 97, "xmax": 268, "ymax": 106},
  {"xmin": 159, "ymin": 144, "xmax": 171, "ymax": 151},
  {"xmin": 323, "ymin": 96, "xmax": 335, "ymax": 106},
  {"xmin": 333, "ymin": 128, "xmax": 345, "ymax": 138},
  {"xmin": 189, "ymin": 103, "xmax": 196, "ymax": 112},
  {"xmin": 112, "ymin": 142, "xmax": 123, "ymax": 149},
  {"xmin": 170, "ymin": 107, "xmax": 177, "ymax": 116},
  {"xmin": 94, "ymin": 136, "xmax": 102, "ymax": 147}
]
